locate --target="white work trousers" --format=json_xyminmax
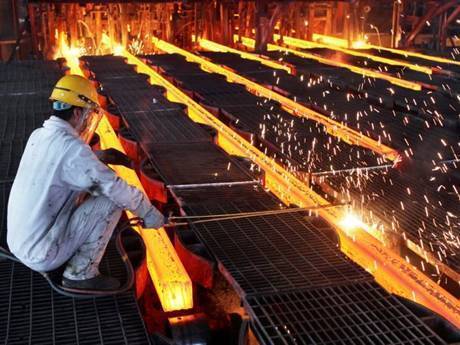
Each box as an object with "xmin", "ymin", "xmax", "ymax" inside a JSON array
[{"xmin": 31, "ymin": 195, "xmax": 122, "ymax": 280}]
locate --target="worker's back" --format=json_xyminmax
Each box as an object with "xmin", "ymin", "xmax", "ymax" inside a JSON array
[{"xmin": 7, "ymin": 116, "xmax": 82, "ymax": 268}]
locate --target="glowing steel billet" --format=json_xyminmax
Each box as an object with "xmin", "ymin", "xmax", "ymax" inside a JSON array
[
  {"xmin": 123, "ymin": 48, "xmax": 460, "ymax": 328},
  {"xmin": 311, "ymin": 33, "xmax": 460, "ymax": 66},
  {"xmin": 368, "ymin": 44, "xmax": 460, "ymax": 67},
  {"xmin": 198, "ymin": 38, "xmax": 292, "ymax": 73},
  {"xmin": 285, "ymin": 34, "xmax": 434, "ymax": 75},
  {"xmin": 153, "ymin": 37, "xmax": 398, "ymax": 161},
  {"xmin": 96, "ymin": 117, "xmax": 193, "ymax": 312},
  {"xmin": 65, "ymin": 54, "xmax": 193, "ymax": 312},
  {"xmin": 237, "ymin": 36, "xmax": 422, "ymax": 91}
]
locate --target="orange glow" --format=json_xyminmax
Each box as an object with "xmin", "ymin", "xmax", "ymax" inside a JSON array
[
  {"xmin": 368, "ymin": 44, "xmax": 460, "ymax": 67},
  {"xmin": 153, "ymin": 37, "xmax": 398, "ymax": 161},
  {"xmin": 59, "ymin": 42, "xmax": 193, "ymax": 312},
  {"xmin": 238, "ymin": 35, "xmax": 422, "ymax": 91},
  {"xmin": 198, "ymin": 38, "xmax": 292, "ymax": 73},
  {"xmin": 128, "ymin": 42, "xmax": 460, "ymax": 328},
  {"xmin": 286, "ymin": 34, "xmax": 434, "ymax": 75},
  {"xmin": 96, "ymin": 117, "xmax": 193, "ymax": 312}
]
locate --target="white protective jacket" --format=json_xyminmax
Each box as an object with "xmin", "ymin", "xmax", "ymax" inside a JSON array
[{"xmin": 7, "ymin": 116, "xmax": 158, "ymax": 266}]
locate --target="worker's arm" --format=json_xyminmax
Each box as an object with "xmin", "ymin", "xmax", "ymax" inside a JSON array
[{"xmin": 61, "ymin": 140, "xmax": 164, "ymax": 228}]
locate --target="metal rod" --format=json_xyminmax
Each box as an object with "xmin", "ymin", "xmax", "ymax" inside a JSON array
[
  {"xmin": 167, "ymin": 180, "xmax": 258, "ymax": 189},
  {"xmin": 312, "ymin": 158, "xmax": 459, "ymax": 177},
  {"xmin": 167, "ymin": 202, "xmax": 349, "ymax": 227},
  {"xmin": 312, "ymin": 165, "xmax": 392, "ymax": 177}
]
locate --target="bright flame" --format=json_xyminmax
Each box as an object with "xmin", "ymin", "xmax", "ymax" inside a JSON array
[
  {"xmin": 340, "ymin": 212, "xmax": 365, "ymax": 233},
  {"xmin": 351, "ymin": 39, "xmax": 369, "ymax": 49},
  {"xmin": 113, "ymin": 44, "xmax": 124, "ymax": 56}
]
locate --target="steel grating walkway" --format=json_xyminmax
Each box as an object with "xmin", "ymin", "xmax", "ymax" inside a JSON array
[
  {"xmin": 85, "ymin": 55, "xmax": 450, "ymax": 345},
  {"xmin": 183, "ymin": 191, "xmax": 371, "ymax": 296},
  {"xmin": 200, "ymin": 51, "xmax": 459, "ymax": 162},
  {"xmin": 0, "ymin": 258, "xmax": 151, "ymax": 345},
  {"xmin": 265, "ymin": 50, "xmax": 460, "ymax": 124},
  {"xmin": 0, "ymin": 59, "xmax": 153, "ymax": 345},
  {"xmin": 143, "ymin": 54, "xmax": 388, "ymax": 174},
  {"xmin": 143, "ymin": 142, "xmax": 254, "ymax": 186},
  {"xmin": 245, "ymin": 282, "xmax": 446, "ymax": 345}
]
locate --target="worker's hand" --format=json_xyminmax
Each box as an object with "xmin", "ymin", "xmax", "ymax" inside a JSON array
[
  {"xmin": 142, "ymin": 208, "xmax": 166, "ymax": 229},
  {"xmin": 95, "ymin": 148, "xmax": 132, "ymax": 168}
]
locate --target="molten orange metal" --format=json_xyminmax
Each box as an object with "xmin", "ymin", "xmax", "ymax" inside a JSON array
[
  {"xmin": 124, "ymin": 45, "xmax": 460, "ymax": 328},
  {"xmin": 58, "ymin": 38, "xmax": 193, "ymax": 312},
  {"xmin": 235, "ymin": 37, "xmax": 422, "ymax": 91},
  {"xmin": 312, "ymin": 33, "xmax": 460, "ymax": 67},
  {"xmin": 368, "ymin": 44, "xmax": 460, "ymax": 67},
  {"xmin": 235, "ymin": 35, "xmax": 422, "ymax": 91},
  {"xmin": 153, "ymin": 37, "xmax": 398, "ymax": 161},
  {"xmin": 286, "ymin": 34, "xmax": 434, "ymax": 75},
  {"xmin": 199, "ymin": 38, "xmax": 292, "ymax": 73}
]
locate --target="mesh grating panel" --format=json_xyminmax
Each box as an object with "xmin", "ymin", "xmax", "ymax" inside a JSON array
[
  {"xmin": 0, "ymin": 110, "xmax": 48, "ymax": 141},
  {"xmin": 108, "ymin": 89, "xmax": 184, "ymax": 113},
  {"xmin": 0, "ymin": 61, "xmax": 64, "ymax": 83},
  {"xmin": 245, "ymin": 282, "xmax": 446, "ymax": 345},
  {"xmin": 123, "ymin": 110, "xmax": 211, "ymax": 145},
  {"xmin": 0, "ymin": 259, "xmax": 151, "ymax": 345},
  {"xmin": 0, "ymin": 80, "xmax": 57, "ymax": 96},
  {"xmin": 187, "ymin": 198, "xmax": 371, "ymax": 296},
  {"xmin": 0, "ymin": 95, "xmax": 53, "ymax": 114},
  {"xmin": 143, "ymin": 142, "xmax": 254, "ymax": 185},
  {"xmin": 0, "ymin": 182, "xmax": 11, "ymax": 249},
  {"xmin": 173, "ymin": 184, "xmax": 277, "ymax": 207},
  {"xmin": 0, "ymin": 141, "xmax": 26, "ymax": 180}
]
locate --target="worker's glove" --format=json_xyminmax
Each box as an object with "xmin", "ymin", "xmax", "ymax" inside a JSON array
[
  {"xmin": 142, "ymin": 207, "xmax": 166, "ymax": 229},
  {"xmin": 95, "ymin": 148, "xmax": 132, "ymax": 168}
]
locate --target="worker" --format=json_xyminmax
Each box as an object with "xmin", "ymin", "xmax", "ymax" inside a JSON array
[{"xmin": 7, "ymin": 75, "xmax": 165, "ymax": 291}]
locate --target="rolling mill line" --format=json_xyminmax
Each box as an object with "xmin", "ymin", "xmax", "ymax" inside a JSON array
[
  {"xmin": 82, "ymin": 53, "xmax": 454, "ymax": 344},
  {"xmin": 1, "ymin": 1, "xmax": 460, "ymax": 344},
  {"xmin": 138, "ymin": 48, "xmax": 460, "ymax": 286}
]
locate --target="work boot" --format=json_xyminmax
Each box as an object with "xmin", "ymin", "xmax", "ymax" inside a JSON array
[{"xmin": 62, "ymin": 275, "xmax": 120, "ymax": 291}]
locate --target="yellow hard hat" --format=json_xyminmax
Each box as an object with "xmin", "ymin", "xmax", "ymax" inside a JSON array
[{"xmin": 50, "ymin": 75, "xmax": 100, "ymax": 109}]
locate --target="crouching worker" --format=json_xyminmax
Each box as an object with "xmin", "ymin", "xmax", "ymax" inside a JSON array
[{"xmin": 7, "ymin": 75, "xmax": 164, "ymax": 291}]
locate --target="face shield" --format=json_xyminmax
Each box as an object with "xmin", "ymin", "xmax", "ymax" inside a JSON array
[{"xmin": 76, "ymin": 107, "xmax": 103, "ymax": 144}]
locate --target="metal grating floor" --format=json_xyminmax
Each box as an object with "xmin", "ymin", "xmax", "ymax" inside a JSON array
[
  {"xmin": 143, "ymin": 54, "xmax": 388, "ymax": 173},
  {"xmin": 173, "ymin": 184, "xmax": 278, "ymax": 208},
  {"xmin": 0, "ymin": 110, "xmax": 49, "ymax": 141},
  {"xmin": 187, "ymin": 198, "xmax": 371, "ymax": 296},
  {"xmin": 0, "ymin": 140, "xmax": 27, "ymax": 180},
  {"xmin": 107, "ymin": 89, "xmax": 184, "ymax": 113},
  {"xmin": 123, "ymin": 110, "xmax": 211, "ymax": 145},
  {"xmin": 245, "ymin": 282, "xmax": 446, "ymax": 345},
  {"xmin": 0, "ymin": 182, "xmax": 11, "ymax": 249},
  {"xmin": 142, "ymin": 142, "xmax": 254, "ymax": 186},
  {"xmin": 83, "ymin": 55, "xmax": 454, "ymax": 345},
  {"xmin": 0, "ymin": 258, "xmax": 151, "ymax": 345},
  {"xmin": 200, "ymin": 51, "xmax": 459, "ymax": 159},
  {"xmin": 0, "ymin": 61, "xmax": 64, "ymax": 83}
]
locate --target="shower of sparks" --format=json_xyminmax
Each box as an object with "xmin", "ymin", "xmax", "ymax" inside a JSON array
[{"xmin": 196, "ymin": 42, "xmax": 460, "ymax": 277}]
